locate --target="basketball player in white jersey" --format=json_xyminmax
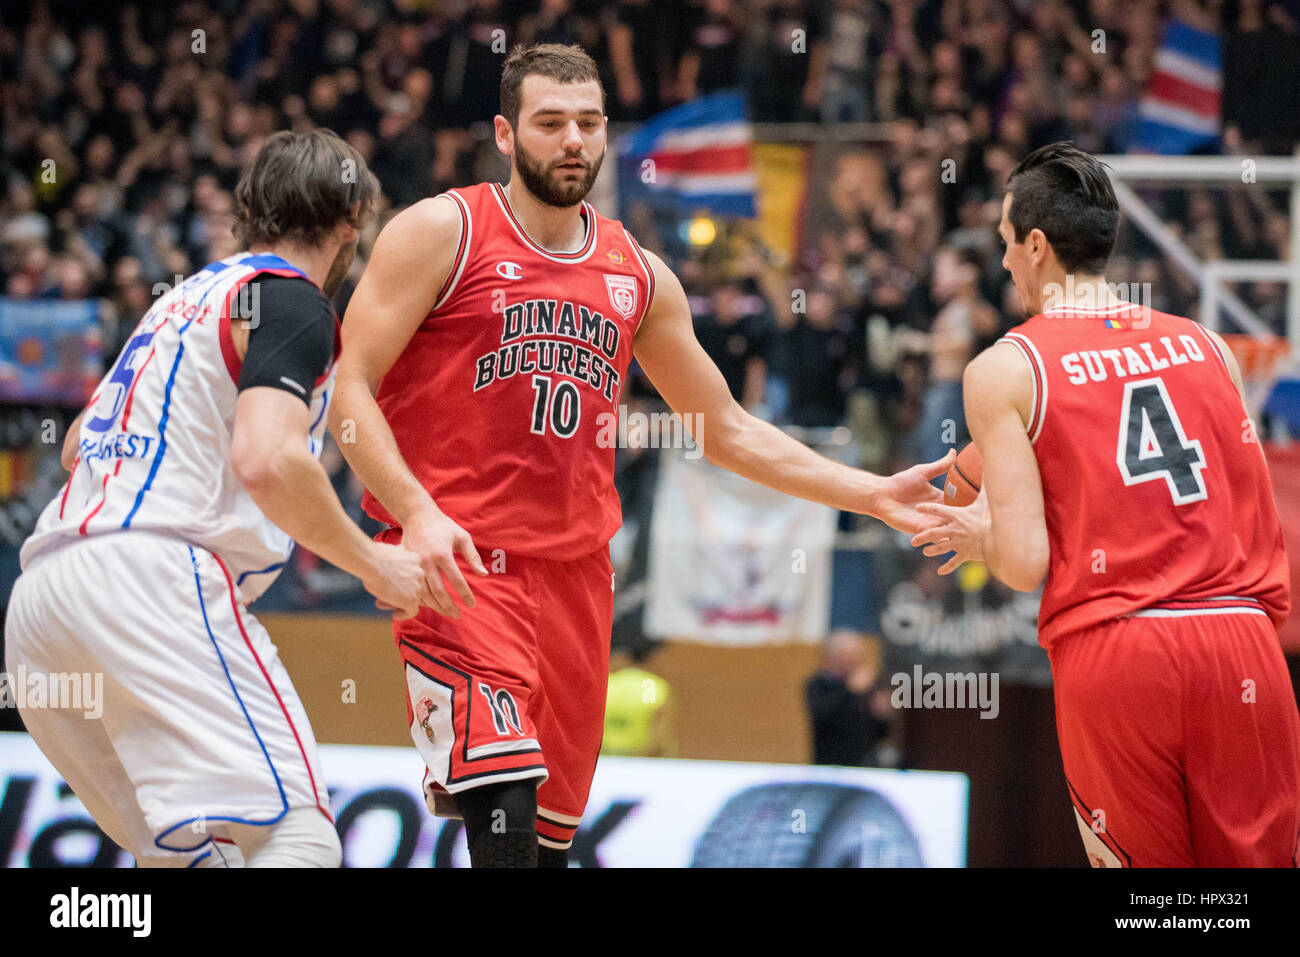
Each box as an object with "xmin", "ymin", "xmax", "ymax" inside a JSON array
[{"xmin": 4, "ymin": 130, "xmax": 427, "ymax": 867}]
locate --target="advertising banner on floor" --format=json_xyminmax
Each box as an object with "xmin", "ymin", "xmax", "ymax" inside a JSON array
[{"xmin": 0, "ymin": 734, "xmax": 967, "ymax": 867}]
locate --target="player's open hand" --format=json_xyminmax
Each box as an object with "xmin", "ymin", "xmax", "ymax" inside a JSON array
[
  {"xmin": 362, "ymin": 542, "xmax": 428, "ymax": 620},
  {"xmin": 871, "ymin": 449, "xmax": 955, "ymax": 534},
  {"xmin": 911, "ymin": 486, "xmax": 990, "ymax": 574},
  {"xmin": 399, "ymin": 506, "xmax": 489, "ymax": 619}
]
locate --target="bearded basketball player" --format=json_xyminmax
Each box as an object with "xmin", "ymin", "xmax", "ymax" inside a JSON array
[{"xmin": 330, "ymin": 43, "xmax": 954, "ymax": 868}]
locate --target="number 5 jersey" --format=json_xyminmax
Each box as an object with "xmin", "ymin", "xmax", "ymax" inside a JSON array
[
  {"xmin": 21, "ymin": 253, "xmax": 339, "ymax": 605},
  {"xmin": 999, "ymin": 300, "xmax": 1290, "ymax": 650}
]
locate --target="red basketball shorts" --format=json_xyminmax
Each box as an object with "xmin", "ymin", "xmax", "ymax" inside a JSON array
[
  {"xmin": 1049, "ymin": 606, "xmax": 1300, "ymax": 867},
  {"xmin": 389, "ymin": 539, "xmax": 614, "ymax": 851}
]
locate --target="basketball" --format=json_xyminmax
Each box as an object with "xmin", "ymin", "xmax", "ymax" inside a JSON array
[{"xmin": 943, "ymin": 444, "xmax": 983, "ymax": 507}]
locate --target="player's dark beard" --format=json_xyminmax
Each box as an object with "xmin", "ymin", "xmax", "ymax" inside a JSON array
[
  {"xmin": 513, "ymin": 138, "xmax": 604, "ymax": 208},
  {"xmin": 322, "ymin": 239, "xmax": 356, "ymax": 299}
]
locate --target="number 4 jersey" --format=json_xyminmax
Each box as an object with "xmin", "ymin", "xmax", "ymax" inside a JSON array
[
  {"xmin": 361, "ymin": 182, "xmax": 653, "ymax": 559},
  {"xmin": 1000, "ymin": 301, "xmax": 1289, "ymax": 650}
]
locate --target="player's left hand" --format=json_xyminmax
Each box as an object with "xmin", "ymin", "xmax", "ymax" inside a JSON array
[
  {"xmin": 870, "ymin": 449, "xmax": 954, "ymax": 534},
  {"xmin": 910, "ymin": 486, "xmax": 990, "ymax": 574}
]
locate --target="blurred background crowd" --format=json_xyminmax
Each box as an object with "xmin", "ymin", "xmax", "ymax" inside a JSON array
[
  {"xmin": 2, "ymin": 0, "xmax": 1300, "ymax": 775},
  {"xmin": 3, "ymin": 0, "xmax": 1297, "ymax": 467}
]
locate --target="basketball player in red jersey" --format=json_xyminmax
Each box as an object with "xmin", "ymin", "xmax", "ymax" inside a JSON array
[
  {"xmin": 329, "ymin": 43, "xmax": 954, "ymax": 867},
  {"xmin": 914, "ymin": 142, "xmax": 1299, "ymax": 866}
]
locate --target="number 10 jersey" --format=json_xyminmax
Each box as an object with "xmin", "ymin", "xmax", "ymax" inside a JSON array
[{"xmin": 361, "ymin": 182, "xmax": 654, "ymax": 559}]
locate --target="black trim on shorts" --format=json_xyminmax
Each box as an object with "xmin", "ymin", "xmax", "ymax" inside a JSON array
[
  {"xmin": 401, "ymin": 639, "xmax": 543, "ymax": 786},
  {"xmin": 450, "ymin": 765, "xmax": 549, "ymax": 786},
  {"xmin": 536, "ymin": 813, "xmax": 579, "ymax": 833},
  {"xmin": 1066, "ymin": 776, "xmax": 1132, "ymax": 867}
]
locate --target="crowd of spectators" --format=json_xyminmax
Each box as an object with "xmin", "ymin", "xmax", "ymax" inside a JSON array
[{"xmin": 4, "ymin": 0, "xmax": 1297, "ymax": 481}]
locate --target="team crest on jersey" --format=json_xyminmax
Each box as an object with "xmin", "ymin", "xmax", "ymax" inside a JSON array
[
  {"xmin": 415, "ymin": 696, "xmax": 439, "ymax": 744},
  {"xmin": 604, "ymin": 274, "xmax": 638, "ymax": 320}
]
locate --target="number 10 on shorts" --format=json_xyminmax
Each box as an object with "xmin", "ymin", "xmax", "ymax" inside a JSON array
[{"xmin": 478, "ymin": 682, "xmax": 525, "ymax": 736}]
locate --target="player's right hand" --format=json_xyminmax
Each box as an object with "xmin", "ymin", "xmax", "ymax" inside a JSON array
[
  {"xmin": 911, "ymin": 486, "xmax": 990, "ymax": 574},
  {"xmin": 361, "ymin": 542, "xmax": 427, "ymax": 620},
  {"xmin": 399, "ymin": 506, "xmax": 489, "ymax": 619}
]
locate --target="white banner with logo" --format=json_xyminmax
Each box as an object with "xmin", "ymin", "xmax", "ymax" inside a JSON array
[
  {"xmin": 644, "ymin": 450, "xmax": 837, "ymax": 644},
  {"xmin": 0, "ymin": 733, "xmax": 967, "ymax": 867}
]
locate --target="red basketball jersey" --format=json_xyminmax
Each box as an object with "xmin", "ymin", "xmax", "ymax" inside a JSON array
[
  {"xmin": 361, "ymin": 182, "xmax": 654, "ymax": 559},
  {"xmin": 1001, "ymin": 301, "xmax": 1290, "ymax": 650}
]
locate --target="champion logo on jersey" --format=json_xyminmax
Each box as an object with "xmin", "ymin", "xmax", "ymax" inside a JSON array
[
  {"xmin": 496, "ymin": 261, "xmax": 524, "ymax": 280},
  {"xmin": 604, "ymin": 274, "xmax": 638, "ymax": 320}
]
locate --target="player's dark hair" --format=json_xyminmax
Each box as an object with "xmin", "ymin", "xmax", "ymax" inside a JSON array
[
  {"xmin": 500, "ymin": 43, "xmax": 605, "ymax": 130},
  {"xmin": 1006, "ymin": 142, "xmax": 1119, "ymax": 274},
  {"xmin": 233, "ymin": 129, "xmax": 379, "ymax": 249}
]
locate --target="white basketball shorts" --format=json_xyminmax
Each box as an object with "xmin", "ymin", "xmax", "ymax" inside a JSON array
[{"xmin": 4, "ymin": 530, "xmax": 331, "ymax": 865}]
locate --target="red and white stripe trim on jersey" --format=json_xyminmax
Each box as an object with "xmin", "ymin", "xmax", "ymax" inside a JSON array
[
  {"xmin": 219, "ymin": 280, "xmax": 245, "ymax": 385},
  {"xmin": 1128, "ymin": 595, "xmax": 1269, "ymax": 618},
  {"xmin": 1041, "ymin": 299, "xmax": 1145, "ymax": 321},
  {"xmin": 1182, "ymin": 321, "xmax": 1233, "ymax": 378},
  {"xmin": 999, "ymin": 332, "xmax": 1049, "ymax": 444},
  {"xmin": 217, "ymin": 266, "xmax": 334, "ymax": 386},
  {"xmin": 625, "ymin": 232, "xmax": 656, "ymax": 334},
  {"xmin": 488, "ymin": 181, "xmax": 598, "ymax": 264},
  {"xmin": 434, "ymin": 191, "xmax": 473, "ymax": 312}
]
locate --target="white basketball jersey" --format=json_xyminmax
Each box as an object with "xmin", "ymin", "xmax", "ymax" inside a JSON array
[{"xmin": 21, "ymin": 252, "xmax": 339, "ymax": 603}]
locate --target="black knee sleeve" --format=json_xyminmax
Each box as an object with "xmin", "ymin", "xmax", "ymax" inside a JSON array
[
  {"xmin": 468, "ymin": 829, "xmax": 537, "ymax": 867},
  {"xmin": 453, "ymin": 780, "xmax": 539, "ymax": 868},
  {"xmin": 537, "ymin": 844, "xmax": 569, "ymax": 868}
]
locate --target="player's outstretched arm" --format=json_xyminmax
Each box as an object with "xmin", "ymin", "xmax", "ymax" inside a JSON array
[
  {"xmin": 632, "ymin": 249, "xmax": 952, "ymax": 534},
  {"xmin": 912, "ymin": 343, "xmax": 1049, "ymax": 590},
  {"xmin": 329, "ymin": 197, "xmax": 487, "ymax": 618},
  {"xmin": 230, "ymin": 387, "xmax": 426, "ymax": 617}
]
